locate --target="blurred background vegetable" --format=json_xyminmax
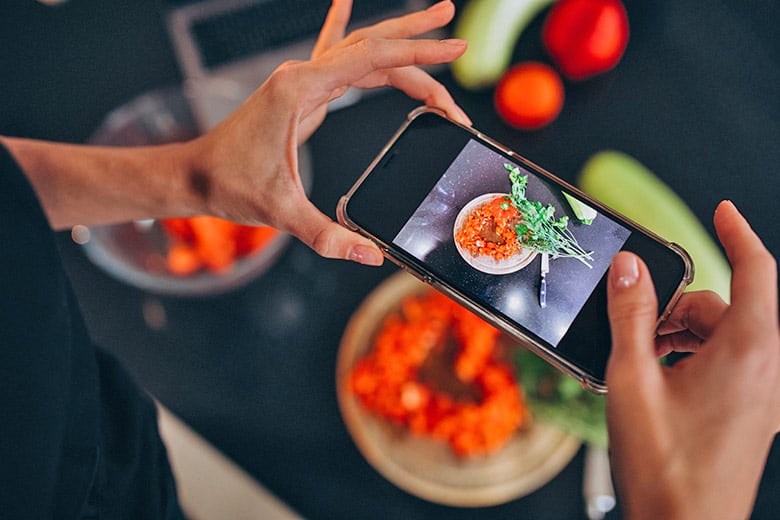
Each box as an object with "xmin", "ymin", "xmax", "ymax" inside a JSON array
[
  {"xmin": 514, "ymin": 348, "xmax": 607, "ymax": 447},
  {"xmin": 454, "ymin": 0, "xmax": 631, "ymax": 130},
  {"xmin": 348, "ymin": 291, "xmax": 529, "ymax": 458},
  {"xmin": 578, "ymin": 151, "xmax": 732, "ymax": 301},
  {"xmin": 451, "ymin": 0, "xmax": 556, "ymax": 90},
  {"xmin": 494, "ymin": 62, "xmax": 565, "ymax": 130},
  {"xmin": 162, "ymin": 216, "xmax": 279, "ymax": 276},
  {"xmin": 542, "ymin": 0, "xmax": 630, "ymax": 80}
]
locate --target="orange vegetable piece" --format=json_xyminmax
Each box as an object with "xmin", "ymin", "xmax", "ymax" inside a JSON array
[
  {"xmin": 452, "ymin": 305, "xmax": 501, "ymax": 383},
  {"xmin": 187, "ymin": 216, "xmax": 236, "ymax": 273},
  {"xmin": 162, "ymin": 217, "xmax": 195, "ymax": 243},
  {"xmin": 236, "ymin": 225, "xmax": 278, "ymax": 256},
  {"xmin": 161, "ymin": 216, "xmax": 279, "ymax": 276},
  {"xmin": 494, "ymin": 62, "xmax": 565, "ymax": 130},
  {"xmin": 166, "ymin": 243, "xmax": 201, "ymax": 276}
]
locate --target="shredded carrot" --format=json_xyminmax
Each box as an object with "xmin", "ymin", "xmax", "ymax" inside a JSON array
[
  {"xmin": 455, "ymin": 196, "xmax": 523, "ymax": 261},
  {"xmin": 348, "ymin": 290, "xmax": 529, "ymax": 457},
  {"xmin": 161, "ymin": 216, "xmax": 279, "ymax": 276},
  {"xmin": 235, "ymin": 226, "xmax": 278, "ymax": 256},
  {"xmin": 452, "ymin": 305, "xmax": 502, "ymax": 383},
  {"xmin": 166, "ymin": 243, "xmax": 202, "ymax": 276},
  {"xmin": 188, "ymin": 216, "xmax": 236, "ymax": 273},
  {"xmin": 161, "ymin": 217, "xmax": 195, "ymax": 243}
]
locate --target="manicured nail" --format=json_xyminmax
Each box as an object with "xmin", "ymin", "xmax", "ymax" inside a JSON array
[
  {"xmin": 455, "ymin": 105, "xmax": 472, "ymax": 126},
  {"xmin": 610, "ymin": 252, "xmax": 639, "ymax": 289},
  {"xmin": 440, "ymin": 38, "xmax": 467, "ymax": 46},
  {"xmin": 349, "ymin": 244, "xmax": 383, "ymax": 266},
  {"xmin": 715, "ymin": 199, "xmax": 736, "ymax": 216},
  {"xmin": 428, "ymin": 0, "xmax": 451, "ymax": 11}
]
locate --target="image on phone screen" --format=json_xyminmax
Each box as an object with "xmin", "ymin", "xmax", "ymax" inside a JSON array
[{"xmin": 392, "ymin": 139, "xmax": 631, "ymax": 348}]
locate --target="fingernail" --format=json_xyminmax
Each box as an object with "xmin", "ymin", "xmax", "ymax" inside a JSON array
[
  {"xmin": 428, "ymin": 0, "xmax": 451, "ymax": 11},
  {"xmin": 455, "ymin": 105, "xmax": 472, "ymax": 126},
  {"xmin": 349, "ymin": 244, "xmax": 383, "ymax": 266},
  {"xmin": 610, "ymin": 252, "xmax": 639, "ymax": 289},
  {"xmin": 716, "ymin": 199, "xmax": 736, "ymax": 215},
  {"xmin": 439, "ymin": 38, "xmax": 467, "ymax": 46}
]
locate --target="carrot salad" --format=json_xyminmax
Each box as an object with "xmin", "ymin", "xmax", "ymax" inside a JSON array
[
  {"xmin": 455, "ymin": 196, "xmax": 523, "ymax": 261},
  {"xmin": 348, "ymin": 290, "xmax": 529, "ymax": 457},
  {"xmin": 162, "ymin": 216, "xmax": 278, "ymax": 276}
]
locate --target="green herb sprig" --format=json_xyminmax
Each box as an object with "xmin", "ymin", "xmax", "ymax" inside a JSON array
[{"xmin": 505, "ymin": 163, "xmax": 594, "ymax": 268}]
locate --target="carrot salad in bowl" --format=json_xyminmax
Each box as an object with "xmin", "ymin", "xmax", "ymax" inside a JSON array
[{"xmin": 455, "ymin": 196, "xmax": 524, "ymax": 261}]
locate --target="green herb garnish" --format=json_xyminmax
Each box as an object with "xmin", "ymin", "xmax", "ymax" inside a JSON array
[{"xmin": 505, "ymin": 163, "xmax": 594, "ymax": 268}]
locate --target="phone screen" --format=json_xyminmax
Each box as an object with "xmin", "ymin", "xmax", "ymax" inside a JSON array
[{"xmin": 343, "ymin": 110, "xmax": 690, "ymax": 389}]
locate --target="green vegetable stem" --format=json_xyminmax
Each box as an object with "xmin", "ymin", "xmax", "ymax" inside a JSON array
[{"xmin": 505, "ymin": 163, "xmax": 594, "ymax": 267}]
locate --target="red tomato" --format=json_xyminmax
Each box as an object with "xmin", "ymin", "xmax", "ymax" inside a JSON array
[
  {"xmin": 494, "ymin": 62, "xmax": 565, "ymax": 130},
  {"xmin": 542, "ymin": 0, "xmax": 629, "ymax": 81}
]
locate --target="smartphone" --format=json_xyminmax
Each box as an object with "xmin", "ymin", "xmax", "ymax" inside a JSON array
[{"xmin": 338, "ymin": 107, "xmax": 693, "ymax": 393}]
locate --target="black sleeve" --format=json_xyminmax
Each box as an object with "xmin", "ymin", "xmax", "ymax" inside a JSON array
[
  {"xmin": 0, "ymin": 144, "xmax": 100, "ymax": 516},
  {"xmin": 0, "ymin": 143, "xmax": 185, "ymax": 519}
]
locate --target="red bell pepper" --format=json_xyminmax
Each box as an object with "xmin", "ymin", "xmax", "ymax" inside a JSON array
[{"xmin": 542, "ymin": 0, "xmax": 630, "ymax": 81}]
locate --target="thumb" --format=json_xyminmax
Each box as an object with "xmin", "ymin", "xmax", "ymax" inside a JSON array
[
  {"xmin": 605, "ymin": 252, "xmax": 661, "ymax": 387},
  {"xmin": 311, "ymin": 220, "xmax": 385, "ymax": 266},
  {"xmin": 286, "ymin": 201, "xmax": 384, "ymax": 266}
]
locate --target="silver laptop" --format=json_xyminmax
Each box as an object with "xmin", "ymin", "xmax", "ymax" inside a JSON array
[{"xmin": 164, "ymin": 0, "xmax": 438, "ymax": 130}]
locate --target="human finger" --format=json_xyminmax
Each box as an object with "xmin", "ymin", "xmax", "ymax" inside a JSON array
[
  {"xmin": 301, "ymin": 37, "xmax": 467, "ymax": 113},
  {"xmin": 312, "ymin": 0, "xmax": 352, "ymax": 58},
  {"xmin": 345, "ymin": 0, "xmax": 456, "ymax": 43},
  {"xmin": 283, "ymin": 198, "xmax": 384, "ymax": 266},
  {"xmin": 382, "ymin": 66, "xmax": 471, "ymax": 125},
  {"xmin": 654, "ymin": 288, "xmax": 728, "ymax": 357},
  {"xmin": 605, "ymin": 252, "xmax": 662, "ymax": 386},
  {"xmin": 714, "ymin": 200, "xmax": 778, "ymax": 318},
  {"xmin": 655, "ymin": 330, "xmax": 706, "ymax": 357},
  {"xmin": 657, "ymin": 290, "xmax": 728, "ymax": 338}
]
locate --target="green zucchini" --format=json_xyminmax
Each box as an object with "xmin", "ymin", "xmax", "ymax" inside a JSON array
[
  {"xmin": 578, "ymin": 151, "xmax": 731, "ymax": 301},
  {"xmin": 451, "ymin": 0, "xmax": 556, "ymax": 90}
]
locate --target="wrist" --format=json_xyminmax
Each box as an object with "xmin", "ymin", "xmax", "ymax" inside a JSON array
[{"xmin": 161, "ymin": 137, "xmax": 214, "ymax": 218}]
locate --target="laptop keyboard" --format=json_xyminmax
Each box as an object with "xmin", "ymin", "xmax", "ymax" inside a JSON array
[{"xmin": 191, "ymin": 0, "xmax": 408, "ymax": 70}]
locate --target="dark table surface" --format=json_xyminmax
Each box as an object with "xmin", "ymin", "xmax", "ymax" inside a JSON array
[{"xmin": 2, "ymin": 0, "xmax": 779, "ymax": 518}]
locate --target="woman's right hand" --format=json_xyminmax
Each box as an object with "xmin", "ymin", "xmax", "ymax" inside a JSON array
[{"xmin": 605, "ymin": 200, "xmax": 779, "ymax": 519}]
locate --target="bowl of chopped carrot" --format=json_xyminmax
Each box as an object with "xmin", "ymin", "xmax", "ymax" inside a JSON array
[
  {"xmin": 78, "ymin": 87, "xmax": 311, "ymax": 295},
  {"xmin": 454, "ymin": 193, "xmax": 538, "ymax": 275},
  {"xmin": 80, "ymin": 215, "xmax": 293, "ymax": 296},
  {"xmin": 336, "ymin": 271, "xmax": 581, "ymax": 507}
]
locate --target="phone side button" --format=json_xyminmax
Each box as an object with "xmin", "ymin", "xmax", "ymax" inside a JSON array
[
  {"xmin": 398, "ymin": 264, "xmax": 434, "ymax": 285},
  {"xmin": 379, "ymin": 251, "xmax": 435, "ymax": 285},
  {"xmin": 406, "ymin": 268, "xmax": 434, "ymax": 285},
  {"xmin": 382, "ymin": 254, "xmax": 422, "ymax": 279}
]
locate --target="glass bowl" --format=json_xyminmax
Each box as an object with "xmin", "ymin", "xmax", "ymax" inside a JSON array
[{"xmin": 79, "ymin": 85, "xmax": 311, "ymax": 296}]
